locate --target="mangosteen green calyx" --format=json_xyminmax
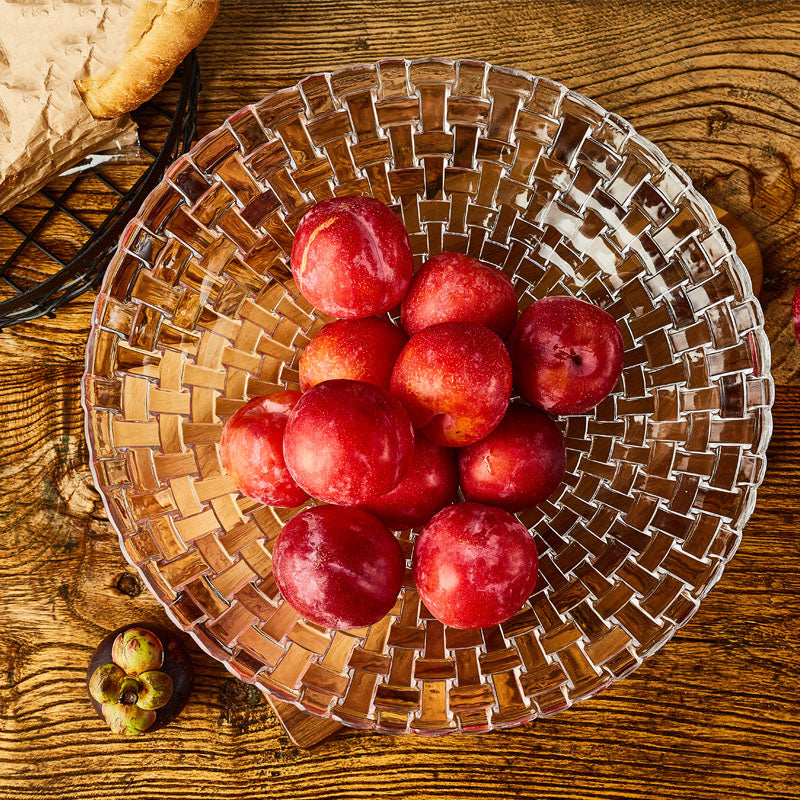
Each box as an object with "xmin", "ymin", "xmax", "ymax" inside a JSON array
[{"xmin": 87, "ymin": 624, "xmax": 193, "ymax": 735}]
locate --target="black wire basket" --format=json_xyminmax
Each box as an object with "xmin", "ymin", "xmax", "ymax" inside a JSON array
[{"xmin": 0, "ymin": 52, "xmax": 201, "ymax": 331}]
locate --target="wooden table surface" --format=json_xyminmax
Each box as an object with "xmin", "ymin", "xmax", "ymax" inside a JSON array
[{"xmin": 2, "ymin": 1, "xmax": 800, "ymax": 797}]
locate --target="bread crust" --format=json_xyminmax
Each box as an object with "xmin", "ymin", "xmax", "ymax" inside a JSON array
[{"xmin": 77, "ymin": 0, "xmax": 219, "ymax": 119}]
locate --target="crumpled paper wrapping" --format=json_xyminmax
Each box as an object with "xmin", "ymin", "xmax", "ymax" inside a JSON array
[{"xmin": 0, "ymin": 0, "xmax": 140, "ymax": 214}]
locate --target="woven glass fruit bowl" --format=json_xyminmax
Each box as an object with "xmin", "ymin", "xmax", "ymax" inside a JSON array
[{"xmin": 82, "ymin": 58, "xmax": 773, "ymax": 736}]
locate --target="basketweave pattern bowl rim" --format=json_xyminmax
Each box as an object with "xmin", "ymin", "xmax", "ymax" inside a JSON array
[{"xmin": 81, "ymin": 56, "xmax": 774, "ymax": 736}]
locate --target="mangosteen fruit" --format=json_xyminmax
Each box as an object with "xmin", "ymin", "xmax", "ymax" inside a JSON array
[{"xmin": 87, "ymin": 623, "xmax": 193, "ymax": 735}]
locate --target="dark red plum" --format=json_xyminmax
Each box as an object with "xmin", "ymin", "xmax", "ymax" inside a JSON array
[
  {"xmin": 290, "ymin": 196, "xmax": 413, "ymax": 319},
  {"xmin": 220, "ymin": 391, "xmax": 308, "ymax": 508},
  {"xmin": 361, "ymin": 432, "xmax": 458, "ymax": 529},
  {"xmin": 390, "ymin": 322, "xmax": 512, "ymax": 447},
  {"xmin": 299, "ymin": 316, "xmax": 407, "ymax": 391},
  {"xmin": 283, "ymin": 379, "xmax": 414, "ymax": 505},
  {"xmin": 401, "ymin": 252, "xmax": 518, "ymax": 338},
  {"xmin": 412, "ymin": 502, "xmax": 538, "ymax": 629},
  {"xmin": 458, "ymin": 403, "xmax": 566, "ymax": 512},
  {"xmin": 509, "ymin": 296, "xmax": 624, "ymax": 415},
  {"xmin": 272, "ymin": 505, "xmax": 405, "ymax": 629}
]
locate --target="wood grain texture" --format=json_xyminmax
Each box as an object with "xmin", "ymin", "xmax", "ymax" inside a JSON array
[
  {"xmin": 265, "ymin": 697, "xmax": 343, "ymax": 749},
  {"xmin": 711, "ymin": 204, "xmax": 763, "ymax": 296},
  {"xmin": 1, "ymin": 1, "xmax": 799, "ymax": 797}
]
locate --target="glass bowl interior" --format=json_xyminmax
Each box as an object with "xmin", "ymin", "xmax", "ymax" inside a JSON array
[{"xmin": 82, "ymin": 58, "xmax": 773, "ymax": 736}]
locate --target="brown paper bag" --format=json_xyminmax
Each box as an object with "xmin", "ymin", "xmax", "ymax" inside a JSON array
[{"xmin": 0, "ymin": 1, "xmax": 218, "ymax": 215}]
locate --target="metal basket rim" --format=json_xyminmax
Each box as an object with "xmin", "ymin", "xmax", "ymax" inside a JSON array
[{"xmin": 0, "ymin": 51, "xmax": 201, "ymax": 330}]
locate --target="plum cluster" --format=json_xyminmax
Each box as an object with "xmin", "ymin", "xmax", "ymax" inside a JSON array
[{"xmin": 221, "ymin": 197, "xmax": 624, "ymax": 631}]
